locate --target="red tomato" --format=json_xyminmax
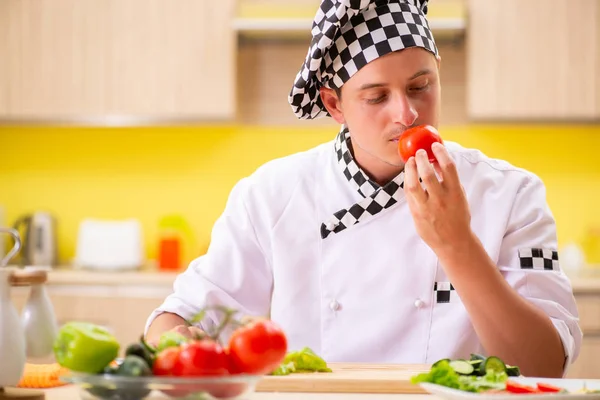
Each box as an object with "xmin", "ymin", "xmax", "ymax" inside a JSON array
[
  {"xmin": 397, "ymin": 124, "xmax": 443, "ymax": 163},
  {"xmin": 505, "ymin": 380, "xmax": 540, "ymax": 394},
  {"xmin": 228, "ymin": 319, "xmax": 287, "ymax": 375},
  {"xmin": 205, "ymin": 382, "xmax": 249, "ymax": 399},
  {"xmin": 153, "ymin": 347, "xmax": 198, "ymax": 400},
  {"xmin": 173, "ymin": 340, "xmax": 230, "ymax": 376},
  {"xmin": 153, "ymin": 346, "xmax": 181, "ymax": 376},
  {"xmin": 536, "ymin": 382, "xmax": 564, "ymax": 393}
]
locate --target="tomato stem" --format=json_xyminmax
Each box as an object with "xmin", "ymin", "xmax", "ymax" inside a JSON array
[
  {"xmin": 139, "ymin": 334, "xmax": 157, "ymax": 355},
  {"xmin": 187, "ymin": 305, "xmax": 241, "ymax": 344},
  {"xmin": 210, "ymin": 308, "xmax": 238, "ymax": 345}
]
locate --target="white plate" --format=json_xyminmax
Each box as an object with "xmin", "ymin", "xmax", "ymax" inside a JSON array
[{"xmin": 420, "ymin": 378, "xmax": 600, "ymax": 400}]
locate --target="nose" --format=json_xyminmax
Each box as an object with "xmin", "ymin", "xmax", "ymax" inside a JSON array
[{"xmin": 391, "ymin": 94, "xmax": 418, "ymax": 127}]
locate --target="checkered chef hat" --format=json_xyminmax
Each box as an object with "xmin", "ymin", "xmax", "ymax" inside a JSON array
[{"xmin": 289, "ymin": 0, "xmax": 439, "ymax": 119}]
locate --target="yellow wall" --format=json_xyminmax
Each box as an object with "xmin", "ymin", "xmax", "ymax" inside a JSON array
[{"xmin": 1, "ymin": 124, "xmax": 598, "ymax": 267}]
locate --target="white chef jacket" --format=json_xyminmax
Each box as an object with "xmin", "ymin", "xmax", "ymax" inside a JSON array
[{"xmin": 146, "ymin": 129, "xmax": 582, "ymax": 374}]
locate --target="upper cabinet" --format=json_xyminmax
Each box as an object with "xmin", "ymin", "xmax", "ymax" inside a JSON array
[
  {"xmin": 0, "ymin": 0, "xmax": 236, "ymax": 123},
  {"xmin": 466, "ymin": 0, "xmax": 600, "ymax": 121},
  {"xmin": 597, "ymin": 1, "xmax": 600, "ymax": 118},
  {"xmin": 233, "ymin": 0, "xmax": 466, "ymax": 39}
]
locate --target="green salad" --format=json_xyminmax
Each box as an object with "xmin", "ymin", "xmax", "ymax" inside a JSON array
[
  {"xmin": 411, "ymin": 354, "xmax": 519, "ymax": 393},
  {"xmin": 270, "ymin": 347, "xmax": 332, "ymax": 375}
]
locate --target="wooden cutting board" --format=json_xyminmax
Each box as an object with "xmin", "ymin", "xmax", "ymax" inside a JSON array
[{"xmin": 256, "ymin": 363, "xmax": 431, "ymax": 394}]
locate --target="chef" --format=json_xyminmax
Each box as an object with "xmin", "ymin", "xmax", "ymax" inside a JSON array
[{"xmin": 145, "ymin": 0, "xmax": 582, "ymax": 378}]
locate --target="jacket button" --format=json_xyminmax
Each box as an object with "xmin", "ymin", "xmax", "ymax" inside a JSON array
[
  {"xmin": 329, "ymin": 300, "xmax": 341, "ymax": 311},
  {"xmin": 414, "ymin": 299, "xmax": 425, "ymax": 309}
]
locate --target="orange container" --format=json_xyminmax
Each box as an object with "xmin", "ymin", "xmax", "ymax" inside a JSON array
[{"xmin": 158, "ymin": 236, "xmax": 181, "ymax": 271}]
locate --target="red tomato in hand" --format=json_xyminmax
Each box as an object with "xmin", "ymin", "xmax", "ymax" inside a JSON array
[
  {"xmin": 397, "ymin": 124, "xmax": 443, "ymax": 163},
  {"xmin": 228, "ymin": 319, "xmax": 287, "ymax": 375},
  {"xmin": 173, "ymin": 340, "xmax": 230, "ymax": 376},
  {"xmin": 153, "ymin": 346, "xmax": 181, "ymax": 376}
]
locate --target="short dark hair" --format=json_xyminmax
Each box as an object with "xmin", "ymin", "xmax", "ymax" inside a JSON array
[{"xmin": 334, "ymin": 86, "xmax": 342, "ymax": 100}]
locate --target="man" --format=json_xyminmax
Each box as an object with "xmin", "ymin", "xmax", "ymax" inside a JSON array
[{"xmin": 145, "ymin": 0, "xmax": 581, "ymax": 378}]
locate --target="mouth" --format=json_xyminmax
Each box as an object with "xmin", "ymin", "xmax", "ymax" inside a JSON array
[{"xmin": 388, "ymin": 131, "xmax": 405, "ymax": 142}]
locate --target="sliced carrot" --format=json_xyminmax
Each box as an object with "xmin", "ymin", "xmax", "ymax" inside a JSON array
[{"xmin": 17, "ymin": 363, "xmax": 70, "ymax": 388}]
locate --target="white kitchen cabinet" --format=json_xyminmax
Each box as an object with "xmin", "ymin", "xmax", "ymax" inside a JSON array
[
  {"xmin": 467, "ymin": 0, "xmax": 600, "ymax": 121},
  {"xmin": 11, "ymin": 283, "xmax": 171, "ymax": 356},
  {"xmin": 565, "ymin": 292, "xmax": 600, "ymax": 379},
  {"xmin": 0, "ymin": 0, "xmax": 236, "ymax": 122}
]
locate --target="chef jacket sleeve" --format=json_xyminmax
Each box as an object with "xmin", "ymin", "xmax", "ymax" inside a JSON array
[
  {"xmin": 497, "ymin": 173, "xmax": 582, "ymax": 376},
  {"xmin": 144, "ymin": 176, "xmax": 273, "ymax": 335}
]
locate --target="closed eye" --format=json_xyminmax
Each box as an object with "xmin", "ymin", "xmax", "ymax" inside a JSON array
[
  {"xmin": 366, "ymin": 95, "xmax": 387, "ymax": 104},
  {"xmin": 410, "ymin": 84, "xmax": 429, "ymax": 92},
  {"xmin": 410, "ymin": 80, "xmax": 430, "ymax": 93}
]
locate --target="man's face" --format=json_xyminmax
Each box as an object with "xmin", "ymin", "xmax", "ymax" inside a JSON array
[{"xmin": 321, "ymin": 47, "xmax": 441, "ymax": 179}]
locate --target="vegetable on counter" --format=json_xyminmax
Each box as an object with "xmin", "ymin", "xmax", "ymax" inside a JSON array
[
  {"xmin": 155, "ymin": 331, "xmax": 189, "ymax": 352},
  {"xmin": 53, "ymin": 321, "xmax": 120, "ymax": 374},
  {"xmin": 270, "ymin": 347, "xmax": 332, "ymax": 376},
  {"xmin": 413, "ymin": 354, "xmax": 600, "ymax": 395},
  {"xmin": 125, "ymin": 340, "xmax": 155, "ymax": 368},
  {"xmin": 228, "ymin": 318, "xmax": 288, "ymax": 375},
  {"xmin": 113, "ymin": 355, "xmax": 153, "ymax": 377},
  {"xmin": 412, "ymin": 358, "xmax": 507, "ymax": 393},
  {"xmin": 53, "ymin": 306, "xmax": 292, "ymax": 379},
  {"xmin": 172, "ymin": 339, "xmax": 230, "ymax": 376}
]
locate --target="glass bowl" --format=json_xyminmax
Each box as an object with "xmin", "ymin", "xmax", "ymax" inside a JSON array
[{"xmin": 60, "ymin": 371, "xmax": 262, "ymax": 400}]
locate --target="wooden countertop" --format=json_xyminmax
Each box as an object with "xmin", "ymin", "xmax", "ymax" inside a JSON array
[
  {"xmin": 13, "ymin": 265, "xmax": 600, "ymax": 293},
  {"xmin": 36, "ymin": 386, "xmax": 439, "ymax": 400},
  {"xmin": 10, "ymin": 363, "xmax": 439, "ymax": 400}
]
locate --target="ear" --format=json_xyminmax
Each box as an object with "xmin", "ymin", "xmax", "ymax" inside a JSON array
[
  {"xmin": 319, "ymin": 87, "xmax": 345, "ymax": 125},
  {"xmin": 435, "ymin": 54, "xmax": 441, "ymax": 70}
]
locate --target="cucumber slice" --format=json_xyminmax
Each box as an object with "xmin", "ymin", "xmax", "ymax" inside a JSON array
[
  {"xmin": 432, "ymin": 358, "xmax": 450, "ymax": 368},
  {"xmin": 470, "ymin": 353, "xmax": 486, "ymax": 362},
  {"xmin": 468, "ymin": 359, "xmax": 483, "ymax": 367},
  {"xmin": 449, "ymin": 359, "xmax": 475, "ymax": 375},
  {"xmin": 483, "ymin": 356, "xmax": 507, "ymax": 374},
  {"xmin": 468, "ymin": 359, "xmax": 483, "ymax": 375},
  {"xmin": 506, "ymin": 365, "xmax": 521, "ymax": 377}
]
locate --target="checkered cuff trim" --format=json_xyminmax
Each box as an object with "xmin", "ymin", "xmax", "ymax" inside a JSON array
[
  {"xmin": 321, "ymin": 127, "xmax": 405, "ymax": 239},
  {"xmin": 289, "ymin": 0, "xmax": 438, "ymax": 120},
  {"xmin": 434, "ymin": 282, "xmax": 457, "ymax": 304},
  {"xmin": 519, "ymin": 248, "xmax": 560, "ymax": 271}
]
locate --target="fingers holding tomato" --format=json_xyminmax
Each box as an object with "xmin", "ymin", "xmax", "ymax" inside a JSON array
[{"xmin": 398, "ymin": 124, "xmax": 443, "ymax": 163}]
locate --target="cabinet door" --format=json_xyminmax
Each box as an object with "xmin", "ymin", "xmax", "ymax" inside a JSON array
[
  {"xmin": 467, "ymin": 0, "xmax": 599, "ymax": 120},
  {"xmin": 0, "ymin": 0, "xmax": 236, "ymax": 122},
  {"xmin": 567, "ymin": 336, "xmax": 600, "ymax": 379},
  {"xmin": 596, "ymin": 3, "xmax": 600, "ymax": 117},
  {"xmin": 566, "ymin": 293, "xmax": 600, "ymax": 378},
  {"xmin": 11, "ymin": 285, "xmax": 170, "ymax": 356}
]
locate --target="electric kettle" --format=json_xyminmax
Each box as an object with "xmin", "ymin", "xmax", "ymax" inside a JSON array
[{"xmin": 13, "ymin": 212, "xmax": 58, "ymax": 267}]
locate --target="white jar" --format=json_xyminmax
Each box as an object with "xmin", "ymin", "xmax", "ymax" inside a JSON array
[
  {"xmin": 22, "ymin": 278, "xmax": 58, "ymax": 358},
  {"xmin": 0, "ymin": 267, "xmax": 27, "ymax": 387}
]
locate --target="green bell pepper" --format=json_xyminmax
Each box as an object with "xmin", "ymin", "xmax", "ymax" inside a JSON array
[{"xmin": 53, "ymin": 322, "xmax": 120, "ymax": 374}]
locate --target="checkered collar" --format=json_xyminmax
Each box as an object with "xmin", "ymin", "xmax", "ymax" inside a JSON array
[
  {"xmin": 320, "ymin": 126, "xmax": 405, "ymax": 239},
  {"xmin": 334, "ymin": 126, "xmax": 380, "ymax": 197}
]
